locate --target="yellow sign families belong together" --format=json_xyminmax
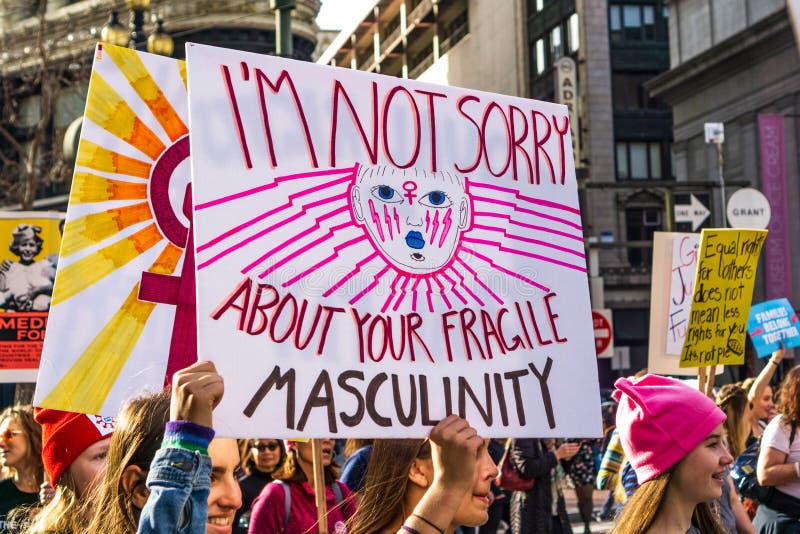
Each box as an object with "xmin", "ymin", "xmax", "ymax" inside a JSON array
[{"xmin": 680, "ymin": 228, "xmax": 767, "ymax": 367}]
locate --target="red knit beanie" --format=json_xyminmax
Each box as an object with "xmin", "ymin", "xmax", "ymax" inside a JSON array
[{"xmin": 34, "ymin": 408, "xmax": 116, "ymax": 485}]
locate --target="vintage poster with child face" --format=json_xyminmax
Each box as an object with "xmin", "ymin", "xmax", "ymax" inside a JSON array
[{"xmin": 0, "ymin": 212, "xmax": 63, "ymax": 382}]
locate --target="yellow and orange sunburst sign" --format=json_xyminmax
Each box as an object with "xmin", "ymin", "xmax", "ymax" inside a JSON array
[{"xmin": 34, "ymin": 44, "xmax": 194, "ymax": 415}]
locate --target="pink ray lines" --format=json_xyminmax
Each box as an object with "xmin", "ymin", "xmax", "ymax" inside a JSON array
[
  {"xmin": 433, "ymin": 276, "xmax": 453, "ymax": 310},
  {"xmin": 446, "ymin": 266, "xmax": 485, "ymax": 306},
  {"xmin": 198, "ymin": 194, "xmax": 349, "ymax": 271},
  {"xmin": 462, "ymin": 237, "xmax": 586, "ymax": 272},
  {"xmin": 349, "ymin": 265, "xmax": 392, "ymax": 306},
  {"xmin": 437, "ymin": 272, "xmax": 467, "ymax": 305},
  {"xmin": 471, "ymin": 194, "xmax": 583, "ymax": 231},
  {"xmin": 380, "ymin": 273, "xmax": 404, "ymax": 313},
  {"xmin": 424, "ymin": 278, "xmax": 435, "ymax": 313},
  {"xmin": 470, "ymin": 223, "xmax": 585, "ymax": 259},
  {"xmin": 282, "ymin": 234, "xmax": 369, "ymax": 287},
  {"xmin": 323, "ymin": 251, "xmax": 380, "ymax": 297},
  {"xmin": 468, "ymin": 181, "xmax": 582, "ymax": 215},
  {"xmin": 454, "ymin": 256, "xmax": 503, "ymax": 306},
  {"xmin": 461, "ymin": 246, "xmax": 550, "ymax": 293},
  {"xmin": 411, "ymin": 277, "xmax": 422, "ymax": 311},
  {"xmin": 195, "ymin": 165, "xmax": 357, "ymax": 210},
  {"xmin": 257, "ymin": 221, "xmax": 360, "ymax": 278},
  {"xmin": 197, "ymin": 167, "xmax": 355, "ymax": 254},
  {"xmin": 474, "ymin": 211, "xmax": 583, "ymax": 242}
]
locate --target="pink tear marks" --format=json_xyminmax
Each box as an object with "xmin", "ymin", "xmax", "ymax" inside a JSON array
[
  {"xmin": 139, "ymin": 134, "xmax": 197, "ymax": 387},
  {"xmin": 368, "ymin": 199, "xmax": 385, "ymax": 242},
  {"xmin": 196, "ymin": 163, "xmax": 588, "ymax": 314}
]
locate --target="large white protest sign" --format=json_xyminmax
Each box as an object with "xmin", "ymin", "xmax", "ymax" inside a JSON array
[{"xmin": 188, "ymin": 43, "xmax": 601, "ymax": 438}]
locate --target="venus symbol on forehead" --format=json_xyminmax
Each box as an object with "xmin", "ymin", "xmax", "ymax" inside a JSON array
[{"xmin": 402, "ymin": 180, "xmax": 418, "ymax": 205}]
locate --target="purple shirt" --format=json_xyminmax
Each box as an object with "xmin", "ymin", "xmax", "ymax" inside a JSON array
[{"xmin": 248, "ymin": 480, "xmax": 355, "ymax": 534}]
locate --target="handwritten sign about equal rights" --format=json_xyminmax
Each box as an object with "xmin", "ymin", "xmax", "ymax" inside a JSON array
[
  {"xmin": 680, "ymin": 229, "xmax": 767, "ymax": 367},
  {"xmin": 34, "ymin": 45, "xmax": 193, "ymax": 415},
  {"xmin": 187, "ymin": 43, "xmax": 601, "ymax": 438},
  {"xmin": 748, "ymin": 298, "xmax": 800, "ymax": 357}
]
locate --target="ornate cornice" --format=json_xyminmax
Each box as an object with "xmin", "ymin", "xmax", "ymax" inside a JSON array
[{"xmin": 0, "ymin": 0, "xmax": 320, "ymax": 74}]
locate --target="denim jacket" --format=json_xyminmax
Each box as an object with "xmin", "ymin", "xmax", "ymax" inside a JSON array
[{"xmin": 136, "ymin": 421, "xmax": 215, "ymax": 534}]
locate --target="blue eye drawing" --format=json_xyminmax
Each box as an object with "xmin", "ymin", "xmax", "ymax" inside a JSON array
[
  {"xmin": 419, "ymin": 190, "xmax": 452, "ymax": 208},
  {"xmin": 370, "ymin": 185, "xmax": 403, "ymax": 203}
]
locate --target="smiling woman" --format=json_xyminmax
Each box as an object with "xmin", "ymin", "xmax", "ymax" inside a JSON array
[{"xmin": 610, "ymin": 375, "xmax": 732, "ymax": 534}]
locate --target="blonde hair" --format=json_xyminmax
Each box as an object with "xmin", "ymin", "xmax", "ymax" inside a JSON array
[
  {"xmin": 27, "ymin": 472, "xmax": 86, "ymax": 534},
  {"xmin": 81, "ymin": 392, "xmax": 169, "ymax": 534},
  {"xmin": 716, "ymin": 383, "xmax": 749, "ymax": 458},
  {"xmin": 610, "ymin": 470, "xmax": 725, "ymax": 534}
]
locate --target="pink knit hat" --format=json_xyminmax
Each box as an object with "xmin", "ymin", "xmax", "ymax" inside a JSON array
[{"xmin": 613, "ymin": 374, "xmax": 726, "ymax": 483}]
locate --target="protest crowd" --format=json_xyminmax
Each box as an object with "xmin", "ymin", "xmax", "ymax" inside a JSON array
[
  {"xmin": 0, "ymin": 7, "xmax": 794, "ymax": 533},
  {"xmin": 0, "ymin": 345, "xmax": 792, "ymax": 534}
]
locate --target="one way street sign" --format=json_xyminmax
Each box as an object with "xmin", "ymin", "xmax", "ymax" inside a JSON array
[{"xmin": 674, "ymin": 194, "xmax": 710, "ymax": 231}]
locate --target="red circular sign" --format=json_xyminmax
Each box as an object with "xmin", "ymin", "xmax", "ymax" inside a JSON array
[{"xmin": 592, "ymin": 310, "xmax": 612, "ymax": 356}]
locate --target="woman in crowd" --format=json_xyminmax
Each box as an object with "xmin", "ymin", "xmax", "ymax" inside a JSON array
[
  {"xmin": 26, "ymin": 409, "xmax": 115, "ymax": 534},
  {"xmin": 564, "ymin": 439, "xmax": 598, "ymax": 534},
  {"xmin": 82, "ymin": 361, "xmax": 242, "ymax": 534},
  {"xmin": 339, "ymin": 439, "xmax": 373, "ymax": 496},
  {"xmin": 247, "ymin": 438, "xmax": 355, "ymax": 534},
  {"xmin": 714, "ymin": 384, "xmax": 755, "ymax": 534},
  {"xmin": 753, "ymin": 365, "xmax": 800, "ymax": 532},
  {"xmin": 0, "ymin": 405, "xmax": 43, "ymax": 534},
  {"xmin": 611, "ymin": 374, "xmax": 732, "ymax": 534},
  {"xmin": 508, "ymin": 438, "xmax": 579, "ymax": 534},
  {"xmin": 234, "ymin": 439, "xmax": 285, "ymax": 533},
  {"xmin": 349, "ymin": 415, "xmax": 498, "ymax": 534},
  {"xmin": 742, "ymin": 348, "xmax": 784, "ymax": 444}
]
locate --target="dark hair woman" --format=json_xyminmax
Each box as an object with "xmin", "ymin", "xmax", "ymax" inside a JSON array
[
  {"xmin": 248, "ymin": 438, "xmax": 355, "ymax": 534},
  {"xmin": 234, "ymin": 439, "xmax": 286, "ymax": 533},
  {"xmin": 0, "ymin": 404, "xmax": 43, "ymax": 533},
  {"xmin": 349, "ymin": 416, "xmax": 497, "ymax": 534},
  {"xmin": 753, "ymin": 365, "xmax": 800, "ymax": 532}
]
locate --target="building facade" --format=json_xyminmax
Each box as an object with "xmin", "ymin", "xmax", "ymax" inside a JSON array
[
  {"xmin": 0, "ymin": 0, "xmax": 321, "ymax": 211},
  {"xmin": 648, "ymin": 0, "xmax": 800, "ymax": 373},
  {"xmin": 320, "ymin": 0, "xmax": 676, "ymax": 384}
]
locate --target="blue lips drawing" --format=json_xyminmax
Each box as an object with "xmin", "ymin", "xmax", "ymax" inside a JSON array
[{"xmin": 405, "ymin": 231, "xmax": 425, "ymax": 249}]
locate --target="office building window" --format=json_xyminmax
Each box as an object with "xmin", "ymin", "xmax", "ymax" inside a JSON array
[
  {"xmin": 626, "ymin": 207, "xmax": 662, "ymax": 267},
  {"xmin": 616, "ymin": 141, "xmax": 667, "ymax": 180},
  {"xmin": 568, "ymin": 13, "xmax": 580, "ymax": 52},
  {"xmin": 612, "ymin": 72, "xmax": 666, "ymax": 111},
  {"xmin": 535, "ymin": 38, "xmax": 545, "ymax": 74},
  {"xmin": 609, "ymin": 5, "xmax": 622, "ymax": 40},
  {"xmin": 551, "ymin": 26, "xmax": 562, "ymax": 59},
  {"xmin": 609, "ymin": 3, "xmax": 660, "ymax": 41}
]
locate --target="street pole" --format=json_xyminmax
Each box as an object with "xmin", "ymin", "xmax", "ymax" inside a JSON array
[
  {"xmin": 271, "ymin": 0, "xmax": 296, "ymax": 57},
  {"xmin": 717, "ymin": 142, "xmax": 726, "ymax": 225}
]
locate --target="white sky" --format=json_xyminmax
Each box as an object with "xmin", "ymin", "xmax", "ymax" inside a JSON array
[{"xmin": 316, "ymin": 0, "xmax": 375, "ymax": 30}]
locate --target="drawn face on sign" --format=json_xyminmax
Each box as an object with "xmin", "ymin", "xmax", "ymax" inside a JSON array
[{"xmin": 350, "ymin": 166, "xmax": 472, "ymax": 274}]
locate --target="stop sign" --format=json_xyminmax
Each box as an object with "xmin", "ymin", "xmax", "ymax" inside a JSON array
[{"xmin": 592, "ymin": 309, "xmax": 614, "ymax": 357}]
